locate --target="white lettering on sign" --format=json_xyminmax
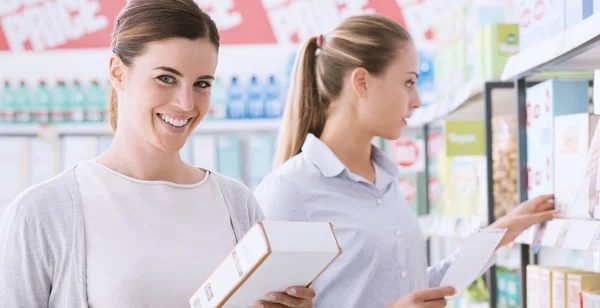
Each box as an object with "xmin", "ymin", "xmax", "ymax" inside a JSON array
[
  {"xmin": 448, "ymin": 132, "xmax": 476, "ymax": 145},
  {"xmin": 261, "ymin": 0, "xmax": 374, "ymax": 44},
  {"xmin": 1, "ymin": 0, "xmax": 108, "ymax": 52},
  {"xmin": 195, "ymin": 0, "xmax": 242, "ymax": 31}
]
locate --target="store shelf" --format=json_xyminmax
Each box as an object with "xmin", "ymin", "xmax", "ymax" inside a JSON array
[
  {"xmin": 408, "ymin": 79, "xmax": 486, "ymax": 126},
  {"xmin": 501, "ymin": 13, "xmax": 600, "ymax": 81},
  {"xmin": 422, "ymin": 215, "xmax": 488, "ymax": 239},
  {"xmin": 0, "ymin": 119, "xmax": 282, "ymax": 137},
  {"xmin": 514, "ymin": 219, "xmax": 600, "ymax": 251}
]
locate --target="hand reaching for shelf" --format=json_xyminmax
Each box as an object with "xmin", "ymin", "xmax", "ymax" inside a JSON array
[{"xmin": 489, "ymin": 194, "xmax": 558, "ymax": 248}]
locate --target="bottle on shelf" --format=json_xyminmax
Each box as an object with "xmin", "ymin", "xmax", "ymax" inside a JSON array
[
  {"xmin": 246, "ymin": 75, "xmax": 264, "ymax": 119},
  {"xmin": 227, "ymin": 76, "xmax": 245, "ymax": 120},
  {"xmin": 209, "ymin": 77, "xmax": 227, "ymax": 120},
  {"xmin": 1, "ymin": 81, "xmax": 16, "ymax": 124},
  {"xmin": 33, "ymin": 81, "xmax": 51, "ymax": 124},
  {"xmin": 50, "ymin": 80, "xmax": 69, "ymax": 123},
  {"xmin": 86, "ymin": 80, "xmax": 105, "ymax": 123},
  {"xmin": 14, "ymin": 80, "xmax": 31, "ymax": 124},
  {"xmin": 264, "ymin": 75, "xmax": 283, "ymax": 118},
  {"xmin": 70, "ymin": 80, "xmax": 86, "ymax": 123}
]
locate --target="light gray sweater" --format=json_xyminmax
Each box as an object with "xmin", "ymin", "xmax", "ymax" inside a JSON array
[{"xmin": 0, "ymin": 166, "xmax": 264, "ymax": 308}]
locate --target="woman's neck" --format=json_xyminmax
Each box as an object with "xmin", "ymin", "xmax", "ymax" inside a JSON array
[
  {"xmin": 96, "ymin": 129, "xmax": 202, "ymax": 184},
  {"xmin": 319, "ymin": 113, "xmax": 375, "ymax": 183}
]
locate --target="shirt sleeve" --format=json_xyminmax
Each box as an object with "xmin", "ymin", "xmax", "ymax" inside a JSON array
[
  {"xmin": 254, "ymin": 175, "xmax": 309, "ymax": 222},
  {"xmin": 427, "ymin": 248, "xmax": 497, "ymax": 287},
  {"xmin": 0, "ymin": 201, "xmax": 51, "ymax": 308}
]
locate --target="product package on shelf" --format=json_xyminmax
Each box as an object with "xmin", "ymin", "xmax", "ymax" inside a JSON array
[
  {"xmin": 217, "ymin": 136, "xmax": 242, "ymax": 182},
  {"xmin": 389, "ymin": 133, "xmax": 426, "ymax": 215},
  {"xmin": 247, "ymin": 134, "xmax": 275, "ymax": 190},
  {"xmin": 443, "ymin": 121, "xmax": 487, "ymax": 218},
  {"xmin": 554, "ymin": 114, "xmax": 600, "ymax": 218},
  {"xmin": 492, "ymin": 116, "xmax": 518, "ymax": 218},
  {"xmin": 519, "ymin": 0, "xmax": 566, "ymax": 50},
  {"xmin": 475, "ymin": 23, "xmax": 519, "ymax": 80},
  {"xmin": 188, "ymin": 221, "xmax": 342, "ymax": 308},
  {"xmin": 568, "ymin": 272, "xmax": 600, "ymax": 307},
  {"xmin": 552, "ymin": 268, "xmax": 585, "ymax": 308},
  {"xmin": 565, "ymin": 0, "xmax": 595, "ymax": 28},
  {"xmin": 540, "ymin": 267, "xmax": 555, "ymax": 308},
  {"xmin": 527, "ymin": 265, "xmax": 542, "ymax": 308},
  {"xmin": 497, "ymin": 270, "xmax": 520, "ymax": 308},
  {"xmin": 526, "ymin": 80, "xmax": 589, "ymax": 200},
  {"xmin": 582, "ymin": 290, "xmax": 600, "ymax": 307},
  {"xmin": 427, "ymin": 130, "xmax": 446, "ymax": 215}
]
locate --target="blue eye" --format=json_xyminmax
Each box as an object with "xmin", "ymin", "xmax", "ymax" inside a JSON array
[
  {"xmin": 158, "ymin": 75, "xmax": 175, "ymax": 84},
  {"xmin": 195, "ymin": 81, "xmax": 212, "ymax": 89}
]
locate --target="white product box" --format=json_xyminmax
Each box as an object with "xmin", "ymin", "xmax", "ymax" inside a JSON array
[
  {"xmin": 520, "ymin": 0, "xmax": 567, "ymax": 50},
  {"xmin": 545, "ymin": 0, "xmax": 567, "ymax": 38},
  {"xmin": 554, "ymin": 114, "xmax": 600, "ymax": 218},
  {"xmin": 189, "ymin": 221, "xmax": 342, "ymax": 308},
  {"xmin": 526, "ymin": 80, "xmax": 589, "ymax": 199},
  {"xmin": 565, "ymin": 0, "xmax": 595, "ymax": 28},
  {"xmin": 527, "ymin": 265, "xmax": 542, "ymax": 308},
  {"xmin": 389, "ymin": 135, "xmax": 425, "ymax": 173}
]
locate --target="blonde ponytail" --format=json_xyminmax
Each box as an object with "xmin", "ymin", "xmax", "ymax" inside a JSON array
[{"xmin": 274, "ymin": 36, "xmax": 326, "ymax": 168}]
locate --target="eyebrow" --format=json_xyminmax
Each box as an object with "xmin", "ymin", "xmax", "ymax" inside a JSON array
[
  {"xmin": 153, "ymin": 66, "xmax": 215, "ymax": 80},
  {"xmin": 408, "ymin": 71, "xmax": 419, "ymax": 79}
]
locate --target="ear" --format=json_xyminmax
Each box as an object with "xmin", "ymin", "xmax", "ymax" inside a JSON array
[
  {"xmin": 350, "ymin": 67, "xmax": 369, "ymax": 100},
  {"xmin": 109, "ymin": 54, "xmax": 126, "ymax": 91}
]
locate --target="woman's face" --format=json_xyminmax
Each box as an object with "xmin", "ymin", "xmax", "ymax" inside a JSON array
[
  {"xmin": 360, "ymin": 43, "xmax": 422, "ymax": 140},
  {"xmin": 111, "ymin": 37, "xmax": 218, "ymax": 152}
]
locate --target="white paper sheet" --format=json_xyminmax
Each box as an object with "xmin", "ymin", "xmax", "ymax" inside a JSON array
[{"xmin": 440, "ymin": 228, "xmax": 507, "ymax": 293}]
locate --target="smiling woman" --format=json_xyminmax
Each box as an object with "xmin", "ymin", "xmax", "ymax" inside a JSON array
[{"xmin": 0, "ymin": 1, "xmax": 315, "ymax": 308}]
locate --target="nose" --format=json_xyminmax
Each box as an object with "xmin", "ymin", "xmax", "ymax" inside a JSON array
[
  {"xmin": 173, "ymin": 86, "xmax": 195, "ymax": 112},
  {"xmin": 411, "ymin": 90, "xmax": 422, "ymax": 110}
]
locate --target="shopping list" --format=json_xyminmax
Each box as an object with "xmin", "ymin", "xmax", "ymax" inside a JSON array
[{"xmin": 439, "ymin": 228, "xmax": 507, "ymax": 293}]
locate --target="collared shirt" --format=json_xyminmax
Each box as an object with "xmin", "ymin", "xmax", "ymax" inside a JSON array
[{"xmin": 255, "ymin": 134, "xmax": 455, "ymax": 308}]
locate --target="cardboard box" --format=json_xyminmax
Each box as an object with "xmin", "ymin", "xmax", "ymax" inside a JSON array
[
  {"xmin": 527, "ymin": 265, "xmax": 542, "ymax": 308},
  {"xmin": 519, "ymin": 0, "xmax": 566, "ymax": 50},
  {"xmin": 526, "ymin": 80, "xmax": 589, "ymax": 199},
  {"xmin": 565, "ymin": 0, "xmax": 595, "ymax": 28},
  {"xmin": 554, "ymin": 114, "xmax": 600, "ymax": 218},
  {"xmin": 477, "ymin": 24, "xmax": 520, "ymax": 80},
  {"xmin": 552, "ymin": 268, "xmax": 585, "ymax": 308},
  {"xmin": 189, "ymin": 221, "xmax": 342, "ymax": 308},
  {"xmin": 540, "ymin": 267, "xmax": 554, "ymax": 308},
  {"xmin": 568, "ymin": 272, "xmax": 600, "ymax": 307}
]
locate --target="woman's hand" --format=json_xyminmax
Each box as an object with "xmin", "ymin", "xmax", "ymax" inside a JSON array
[
  {"xmin": 255, "ymin": 287, "xmax": 315, "ymax": 308},
  {"xmin": 387, "ymin": 286, "xmax": 456, "ymax": 308},
  {"xmin": 490, "ymin": 194, "xmax": 558, "ymax": 248}
]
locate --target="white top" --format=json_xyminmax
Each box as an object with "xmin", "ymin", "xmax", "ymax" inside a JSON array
[{"xmin": 76, "ymin": 161, "xmax": 237, "ymax": 308}]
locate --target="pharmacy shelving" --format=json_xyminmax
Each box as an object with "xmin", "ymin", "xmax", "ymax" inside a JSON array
[
  {"xmin": 420, "ymin": 215, "xmax": 488, "ymax": 239},
  {"xmin": 514, "ymin": 219, "xmax": 600, "ymax": 252},
  {"xmin": 0, "ymin": 119, "xmax": 282, "ymax": 137},
  {"xmin": 500, "ymin": 10, "xmax": 600, "ymax": 308}
]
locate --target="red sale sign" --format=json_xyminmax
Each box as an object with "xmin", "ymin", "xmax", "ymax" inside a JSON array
[{"xmin": 0, "ymin": 0, "xmax": 407, "ymax": 52}]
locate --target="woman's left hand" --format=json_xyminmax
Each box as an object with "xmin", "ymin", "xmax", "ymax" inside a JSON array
[
  {"xmin": 489, "ymin": 194, "xmax": 558, "ymax": 248},
  {"xmin": 255, "ymin": 287, "xmax": 315, "ymax": 308}
]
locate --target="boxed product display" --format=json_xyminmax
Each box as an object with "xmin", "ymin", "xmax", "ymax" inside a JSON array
[
  {"xmin": 527, "ymin": 265, "xmax": 542, "ymax": 308},
  {"xmin": 389, "ymin": 134, "xmax": 426, "ymax": 173},
  {"xmin": 497, "ymin": 271, "xmax": 520, "ymax": 308},
  {"xmin": 565, "ymin": 0, "xmax": 595, "ymax": 28},
  {"xmin": 552, "ymin": 268, "xmax": 584, "ymax": 308},
  {"xmin": 188, "ymin": 221, "xmax": 342, "ymax": 308},
  {"xmin": 492, "ymin": 116, "xmax": 518, "ymax": 217},
  {"xmin": 526, "ymin": 80, "xmax": 589, "ymax": 199},
  {"xmin": 519, "ymin": 0, "xmax": 567, "ymax": 50},
  {"xmin": 554, "ymin": 114, "xmax": 600, "ymax": 218},
  {"xmin": 567, "ymin": 272, "xmax": 600, "ymax": 307},
  {"xmin": 540, "ymin": 267, "xmax": 554, "ymax": 308},
  {"xmin": 582, "ymin": 290, "xmax": 600, "ymax": 308},
  {"xmin": 398, "ymin": 172, "xmax": 426, "ymax": 215},
  {"xmin": 476, "ymin": 24, "xmax": 519, "ymax": 80}
]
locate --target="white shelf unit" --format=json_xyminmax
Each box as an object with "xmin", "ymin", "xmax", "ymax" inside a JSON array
[
  {"xmin": 0, "ymin": 119, "xmax": 282, "ymax": 137},
  {"xmin": 420, "ymin": 215, "xmax": 488, "ymax": 239},
  {"xmin": 515, "ymin": 219, "xmax": 600, "ymax": 252}
]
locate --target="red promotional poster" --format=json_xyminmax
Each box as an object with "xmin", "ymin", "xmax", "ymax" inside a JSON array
[{"xmin": 0, "ymin": 0, "xmax": 406, "ymax": 52}]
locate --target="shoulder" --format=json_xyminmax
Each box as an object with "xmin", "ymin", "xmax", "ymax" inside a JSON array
[
  {"xmin": 3, "ymin": 169, "xmax": 79, "ymax": 227},
  {"xmin": 210, "ymin": 172, "xmax": 254, "ymax": 202}
]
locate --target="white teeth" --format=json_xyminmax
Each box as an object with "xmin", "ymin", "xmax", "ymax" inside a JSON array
[{"xmin": 160, "ymin": 114, "xmax": 188, "ymax": 127}]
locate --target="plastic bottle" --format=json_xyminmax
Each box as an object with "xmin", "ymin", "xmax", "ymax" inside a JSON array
[
  {"xmin": 264, "ymin": 75, "xmax": 283, "ymax": 118},
  {"xmin": 227, "ymin": 76, "xmax": 245, "ymax": 119},
  {"xmin": 86, "ymin": 80, "xmax": 105, "ymax": 123},
  {"xmin": 14, "ymin": 80, "xmax": 31, "ymax": 124},
  {"xmin": 209, "ymin": 77, "xmax": 228, "ymax": 120},
  {"xmin": 70, "ymin": 80, "xmax": 86, "ymax": 123},
  {"xmin": 0, "ymin": 81, "xmax": 16, "ymax": 124},
  {"xmin": 33, "ymin": 81, "xmax": 51, "ymax": 124},
  {"xmin": 246, "ymin": 76, "xmax": 264, "ymax": 119},
  {"xmin": 50, "ymin": 80, "xmax": 69, "ymax": 123}
]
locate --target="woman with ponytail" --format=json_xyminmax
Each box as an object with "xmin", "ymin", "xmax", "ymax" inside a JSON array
[
  {"xmin": 256, "ymin": 15, "xmax": 556, "ymax": 308},
  {"xmin": 0, "ymin": 1, "xmax": 314, "ymax": 307}
]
